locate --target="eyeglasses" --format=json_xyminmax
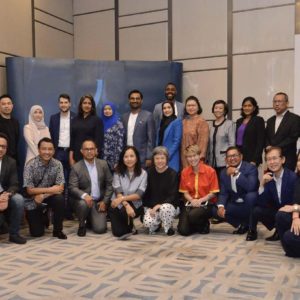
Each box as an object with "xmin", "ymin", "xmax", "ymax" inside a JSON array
[
  {"xmin": 226, "ymin": 154, "xmax": 240, "ymax": 159},
  {"xmin": 82, "ymin": 148, "xmax": 96, "ymax": 152},
  {"xmin": 0, "ymin": 145, "xmax": 7, "ymax": 149}
]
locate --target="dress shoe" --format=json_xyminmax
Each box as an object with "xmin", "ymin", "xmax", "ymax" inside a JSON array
[
  {"xmin": 246, "ymin": 230, "xmax": 257, "ymax": 241},
  {"xmin": 0, "ymin": 222, "xmax": 9, "ymax": 234},
  {"xmin": 77, "ymin": 226, "xmax": 86, "ymax": 237},
  {"xmin": 233, "ymin": 224, "xmax": 248, "ymax": 234},
  {"xmin": 167, "ymin": 228, "xmax": 175, "ymax": 236},
  {"xmin": 118, "ymin": 232, "xmax": 132, "ymax": 240},
  {"xmin": 53, "ymin": 231, "xmax": 67, "ymax": 239},
  {"xmin": 265, "ymin": 230, "xmax": 279, "ymax": 241},
  {"xmin": 9, "ymin": 234, "xmax": 27, "ymax": 244},
  {"xmin": 199, "ymin": 222, "xmax": 210, "ymax": 234}
]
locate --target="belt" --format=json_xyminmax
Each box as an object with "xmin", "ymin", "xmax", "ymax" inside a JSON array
[{"xmin": 57, "ymin": 147, "xmax": 70, "ymax": 151}]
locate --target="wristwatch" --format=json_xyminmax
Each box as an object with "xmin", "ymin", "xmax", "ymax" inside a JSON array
[{"xmin": 293, "ymin": 204, "xmax": 299, "ymax": 212}]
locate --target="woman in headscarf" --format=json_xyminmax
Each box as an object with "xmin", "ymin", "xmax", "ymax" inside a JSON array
[
  {"xmin": 157, "ymin": 100, "xmax": 182, "ymax": 172},
  {"xmin": 24, "ymin": 105, "xmax": 51, "ymax": 165},
  {"xmin": 101, "ymin": 101, "xmax": 124, "ymax": 171}
]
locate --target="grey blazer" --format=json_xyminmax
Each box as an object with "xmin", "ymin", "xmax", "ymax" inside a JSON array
[{"xmin": 69, "ymin": 159, "xmax": 113, "ymax": 204}]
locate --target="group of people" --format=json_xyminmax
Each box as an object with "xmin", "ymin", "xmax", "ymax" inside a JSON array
[{"xmin": 0, "ymin": 83, "xmax": 299, "ymax": 258}]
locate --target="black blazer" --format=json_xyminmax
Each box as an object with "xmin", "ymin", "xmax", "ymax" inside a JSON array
[
  {"xmin": 266, "ymin": 111, "xmax": 300, "ymax": 170},
  {"xmin": 236, "ymin": 115, "xmax": 265, "ymax": 165},
  {"xmin": 0, "ymin": 155, "xmax": 19, "ymax": 193}
]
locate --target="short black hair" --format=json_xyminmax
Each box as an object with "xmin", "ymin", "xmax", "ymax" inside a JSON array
[
  {"xmin": 0, "ymin": 132, "xmax": 9, "ymax": 143},
  {"xmin": 184, "ymin": 95, "xmax": 203, "ymax": 115},
  {"xmin": 226, "ymin": 146, "xmax": 242, "ymax": 155},
  {"xmin": 81, "ymin": 139, "xmax": 97, "ymax": 149},
  {"xmin": 0, "ymin": 94, "xmax": 12, "ymax": 102},
  {"xmin": 241, "ymin": 96, "xmax": 259, "ymax": 117},
  {"xmin": 165, "ymin": 82, "xmax": 176, "ymax": 89},
  {"xmin": 58, "ymin": 94, "xmax": 71, "ymax": 102},
  {"xmin": 38, "ymin": 137, "xmax": 54, "ymax": 149},
  {"xmin": 212, "ymin": 100, "xmax": 229, "ymax": 116},
  {"xmin": 265, "ymin": 146, "xmax": 283, "ymax": 159},
  {"xmin": 274, "ymin": 92, "xmax": 288, "ymax": 102},
  {"xmin": 128, "ymin": 90, "xmax": 143, "ymax": 100}
]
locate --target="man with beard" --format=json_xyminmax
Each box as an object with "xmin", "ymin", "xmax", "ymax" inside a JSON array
[
  {"xmin": 49, "ymin": 94, "xmax": 75, "ymax": 219},
  {"xmin": 122, "ymin": 90, "xmax": 155, "ymax": 168},
  {"xmin": 153, "ymin": 83, "xmax": 184, "ymax": 130}
]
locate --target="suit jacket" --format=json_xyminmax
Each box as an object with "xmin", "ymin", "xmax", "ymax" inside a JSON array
[
  {"xmin": 259, "ymin": 168, "xmax": 297, "ymax": 209},
  {"xmin": 0, "ymin": 155, "xmax": 19, "ymax": 193},
  {"xmin": 153, "ymin": 100, "xmax": 184, "ymax": 130},
  {"xmin": 122, "ymin": 110, "xmax": 155, "ymax": 166},
  {"xmin": 218, "ymin": 161, "xmax": 258, "ymax": 207},
  {"xmin": 265, "ymin": 111, "xmax": 300, "ymax": 170},
  {"xmin": 236, "ymin": 115, "xmax": 265, "ymax": 165},
  {"xmin": 49, "ymin": 111, "xmax": 76, "ymax": 149},
  {"xmin": 156, "ymin": 118, "xmax": 182, "ymax": 172},
  {"xmin": 293, "ymin": 176, "xmax": 300, "ymax": 204},
  {"xmin": 69, "ymin": 159, "xmax": 113, "ymax": 205}
]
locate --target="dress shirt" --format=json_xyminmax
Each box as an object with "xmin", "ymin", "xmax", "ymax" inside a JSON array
[
  {"xmin": 83, "ymin": 159, "xmax": 100, "ymax": 200},
  {"xmin": 0, "ymin": 159, "xmax": 3, "ymax": 192},
  {"xmin": 273, "ymin": 169, "xmax": 284, "ymax": 203},
  {"xmin": 127, "ymin": 113, "xmax": 138, "ymax": 146},
  {"xmin": 58, "ymin": 111, "xmax": 70, "ymax": 148}
]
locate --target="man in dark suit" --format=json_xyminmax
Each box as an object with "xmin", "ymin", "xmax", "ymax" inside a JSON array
[
  {"xmin": 122, "ymin": 89, "xmax": 155, "ymax": 167},
  {"xmin": 49, "ymin": 94, "xmax": 76, "ymax": 219},
  {"xmin": 0, "ymin": 133, "xmax": 26, "ymax": 244},
  {"xmin": 69, "ymin": 139, "xmax": 113, "ymax": 237},
  {"xmin": 214, "ymin": 146, "xmax": 258, "ymax": 234},
  {"xmin": 246, "ymin": 147, "xmax": 297, "ymax": 241},
  {"xmin": 265, "ymin": 92, "xmax": 300, "ymax": 171}
]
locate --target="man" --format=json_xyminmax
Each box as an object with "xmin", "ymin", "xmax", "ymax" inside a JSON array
[
  {"xmin": 122, "ymin": 89, "xmax": 155, "ymax": 167},
  {"xmin": 246, "ymin": 147, "xmax": 297, "ymax": 241},
  {"xmin": 0, "ymin": 133, "xmax": 26, "ymax": 244},
  {"xmin": 49, "ymin": 94, "xmax": 75, "ymax": 219},
  {"xmin": 214, "ymin": 146, "xmax": 258, "ymax": 234},
  {"xmin": 23, "ymin": 137, "xmax": 67, "ymax": 239},
  {"xmin": 153, "ymin": 83, "xmax": 184, "ymax": 130},
  {"xmin": 265, "ymin": 92, "xmax": 300, "ymax": 171},
  {"xmin": 0, "ymin": 94, "xmax": 20, "ymax": 162},
  {"xmin": 69, "ymin": 139, "xmax": 113, "ymax": 236}
]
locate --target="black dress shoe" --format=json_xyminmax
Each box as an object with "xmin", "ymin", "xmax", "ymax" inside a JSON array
[
  {"xmin": 167, "ymin": 228, "xmax": 175, "ymax": 236},
  {"xmin": 246, "ymin": 230, "xmax": 257, "ymax": 241},
  {"xmin": 265, "ymin": 230, "xmax": 279, "ymax": 241},
  {"xmin": 233, "ymin": 224, "xmax": 248, "ymax": 234},
  {"xmin": 77, "ymin": 226, "xmax": 86, "ymax": 237},
  {"xmin": 0, "ymin": 222, "xmax": 9, "ymax": 234},
  {"xmin": 53, "ymin": 231, "xmax": 67, "ymax": 239},
  {"xmin": 199, "ymin": 221, "xmax": 210, "ymax": 234},
  {"xmin": 9, "ymin": 234, "xmax": 27, "ymax": 244}
]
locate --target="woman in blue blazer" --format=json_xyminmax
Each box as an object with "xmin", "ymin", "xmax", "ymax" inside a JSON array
[{"xmin": 156, "ymin": 101, "xmax": 182, "ymax": 172}]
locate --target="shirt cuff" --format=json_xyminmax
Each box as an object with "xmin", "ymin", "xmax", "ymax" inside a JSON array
[{"xmin": 81, "ymin": 193, "xmax": 88, "ymax": 200}]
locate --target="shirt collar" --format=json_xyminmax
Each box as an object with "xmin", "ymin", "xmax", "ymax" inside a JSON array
[
  {"xmin": 273, "ymin": 168, "xmax": 284, "ymax": 182},
  {"xmin": 84, "ymin": 158, "xmax": 96, "ymax": 168}
]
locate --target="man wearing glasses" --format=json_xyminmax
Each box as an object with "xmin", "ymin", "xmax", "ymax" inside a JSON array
[
  {"xmin": 69, "ymin": 139, "xmax": 113, "ymax": 237},
  {"xmin": 214, "ymin": 146, "xmax": 258, "ymax": 234}
]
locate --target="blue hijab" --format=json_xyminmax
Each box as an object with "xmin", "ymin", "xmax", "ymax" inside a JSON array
[{"xmin": 101, "ymin": 101, "xmax": 119, "ymax": 132}]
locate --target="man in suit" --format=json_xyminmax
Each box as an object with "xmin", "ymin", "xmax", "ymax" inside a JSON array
[
  {"xmin": 69, "ymin": 139, "xmax": 113, "ymax": 237},
  {"xmin": 49, "ymin": 94, "xmax": 76, "ymax": 219},
  {"xmin": 246, "ymin": 146, "xmax": 297, "ymax": 241},
  {"xmin": 214, "ymin": 146, "xmax": 258, "ymax": 234},
  {"xmin": 0, "ymin": 133, "xmax": 26, "ymax": 244},
  {"xmin": 153, "ymin": 83, "xmax": 184, "ymax": 130},
  {"xmin": 122, "ymin": 89, "xmax": 155, "ymax": 167},
  {"xmin": 265, "ymin": 92, "xmax": 300, "ymax": 171}
]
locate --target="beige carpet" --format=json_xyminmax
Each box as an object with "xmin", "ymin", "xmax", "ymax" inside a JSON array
[{"xmin": 0, "ymin": 220, "xmax": 299, "ymax": 300}]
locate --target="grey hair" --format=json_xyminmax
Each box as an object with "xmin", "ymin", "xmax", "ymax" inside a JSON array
[{"xmin": 152, "ymin": 146, "xmax": 169, "ymax": 162}]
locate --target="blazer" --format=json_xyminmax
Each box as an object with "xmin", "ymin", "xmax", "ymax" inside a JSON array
[
  {"xmin": 218, "ymin": 161, "xmax": 258, "ymax": 207},
  {"xmin": 153, "ymin": 100, "xmax": 185, "ymax": 130},
  {"xmin": 236, "ymin": 115, "xmax": 265, "ymax": 165},
  {"xmin": 259, "ymin": 168, "xmax": 297, "ymax": 209},
  {"xmin": 265, "ymin": 111, "xmax": 300, "ymax": 170},
  {"xmin": 69, "ymin": 158, "xmax": 113, "ymax": 205},
  {"xmin": 122, "ymin": 110, "xmax": 155, "ymax": 166},
  {"xmin": 49, "ymin": 111, "xmax": 76, "ymax": 149},
  {"xmin": 156, "ymin": 118, "xmax": 182, "ymax": 172},
  {"xmin": 0, "ymin": 155, "xmax": 19, "ymax": 193},
  {"xmin": 293, "ymin": 176, "xmax": 300, "ymax": 205}
]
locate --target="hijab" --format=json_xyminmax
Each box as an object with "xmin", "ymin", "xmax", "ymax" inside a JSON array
[
  {"xmin": 101, "ymin": 101, "xmax": 119, "ymax": 132},
  {"xmin": 28, "ymin": 105, "xmax": 47, "ymax": 130}
]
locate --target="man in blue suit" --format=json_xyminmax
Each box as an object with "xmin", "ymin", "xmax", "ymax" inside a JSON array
[
  {"xmin": 49, "ymin": 94, "xmax": 76, "ymax": 219},
  {"xmin": 214, "ymin": 146, "xmax": 258, "ymax": 234},
  {"xmin": 246, "ymin": 146, "xmax": 297, "ymax": 241},
  {"xmin": 122, "ymin": 90, "xmax": 155, "ymax": 168}
]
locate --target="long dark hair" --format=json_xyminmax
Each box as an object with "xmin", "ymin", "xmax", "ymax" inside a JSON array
[
  {"xmin": 240, "ymin": 96, "xmax": 259, "ymax": 118},
  {"xmin": 184, "ymin": 95, "xmax": 203, "ymax": 115},
  {"xmin": 78, "ymin": 94, "xmax": 96, "ymax": 118},
  {"xmin": 115, "ymin": 146, "xmax": 142, "ymax": 177}
]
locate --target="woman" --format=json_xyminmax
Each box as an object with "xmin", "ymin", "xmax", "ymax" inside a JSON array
[
  {"xmin": 178, "ymin": 145, "xmax": 219, "ymax": 236},
  {"xmin": 143, "ymin": 146, "xmax": 178, "ymax": 235},
  {"xmin": 209, "ymin": 100, "xmax": 235, "ymax": 176},
  {"xmin": 69, "ymin": 94, "xmax": 104, "ymax": 165},
  {"xmin": 236, "ymin": 97, "xmax": 265, "ymax": 166},
  {"xmin": 181, "ymin": 96, "xmax": 209, "ymax": 168},
  {"xmin": 109, "ymin": 146, "xmax": 147, "ymax": 239},
  {"xmin": 24, "ymin": 105, "xmax": 50, "ymax": 164},
  {"xmin": 157, "ymin": 101, "xmax": 182, "ymax": 172},
  {"xmin": 101, "ymin": 101, "xmax": 124, "ymax": 171}
]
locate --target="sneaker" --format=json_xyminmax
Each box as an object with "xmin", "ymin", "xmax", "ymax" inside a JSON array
[{"xmin": 9, "ymin": 234, "xmax": 27, "ymax": 244}]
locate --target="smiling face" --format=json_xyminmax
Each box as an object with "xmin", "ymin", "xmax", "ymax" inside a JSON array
[
  {"xmin": 81, "ymin": 98, "xmax": 92, "ymax": 115},
  {"xmin": 59, "ymin": 97, "xmax": 71, "ymax": 113},
  {"xmin": 38, "ymin": 141, "xmax": 54, "ymax": 162},
  {"xmin": 225, "ymin": 149, "xmax": 242, "ymax": 167},
  {"xmin": 185, "ymin": 99, "xmax": 199, "ymax": 116},
  {"xmin": 213, "ymin": 103, "xmax": 225, "ymax": 119},
  {"xmin": 265, "ymin": 149, "xmax": 285, "ymax": 173},
  {"xmin": 154, "ymin": 153, "xmax": 168, "ymax": 171},
  {"xmin": 81, "ymin": 140, "xmax": 97, "ymax": 162},
  {"xmin": 129, "ymin": 92, "xmax": 142, "ymax": 110},
  {"xmin": 186, "ymin": 153, "xmax": 201, "ymax": 167},
  {"xmin": 162, "ymin": 103, "xmax": 174, "ymax": 117},
  {"xmin": 103, "ymin": 105, "xmax": 113, "ymax": 117},
  {"xmin": 123, "ymin": 148, "xmax": 137, "ymax": 170},
  {"xmin": 164, "ymin": 84, "xmax": 177, "ymax": 101},
  {"xmin": 32, "ymin": 108, "xmax": 43, "ymax": 122},
  {"xmin": 242, "ymin": 100, "xmax": 255, "ymax": 117}
]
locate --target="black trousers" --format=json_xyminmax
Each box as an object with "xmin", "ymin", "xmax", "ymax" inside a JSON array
[
  {"xmin": 249, "ymin": 206, "xmax": 278, "ymax": 231},
  {"xmin": 177, "ymin": 205, "xmax": 212, "ymax": 236},
  {"xmin": 109, "ymin": 204, "xmax": 143, "ymax": 237},
  {"xmin": 26, "ymin": 194, "xmax": 65, "ymax": 237}
]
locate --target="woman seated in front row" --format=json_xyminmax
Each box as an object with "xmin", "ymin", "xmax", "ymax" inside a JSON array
[
  {"xmin": 178, "ymin": 145, "xmax": 219, "ymax": 236},
  {"xmin": 142, "ymin": 146, "xmax": 179, "ymax": 235},
  {"xmin": 109, "ymin": 146, "xmax": 147, "ymax": 239}
]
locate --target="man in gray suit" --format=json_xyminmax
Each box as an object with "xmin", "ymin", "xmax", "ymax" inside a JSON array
[
  {"xmin": 122, "ymin": 89, "xmax": 155, "ymax": 167},
  {"xmin": 153, "ymin": 82, "xmax": 185, "ymax": 130},
  {"xmin": 69, "ymin": 139, "xmax": 113, "ymax": 237}
]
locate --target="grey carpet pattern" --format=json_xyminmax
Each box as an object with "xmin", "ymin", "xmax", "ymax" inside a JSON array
[{"xmin": 0, "ymin": 220, "xmax": 299, "ymax": 300}]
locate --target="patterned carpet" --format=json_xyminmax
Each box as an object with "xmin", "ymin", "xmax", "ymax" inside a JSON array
[{"xmin": 0, "ymin": 220, "xmax": 299, "ymax": 300}]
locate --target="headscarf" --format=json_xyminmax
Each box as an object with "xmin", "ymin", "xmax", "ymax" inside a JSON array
[
  {"xmin": 101, "ymin": 101, "xmax": 119, "ymax": 132},
  {"xmin": 28, "ymin": 105, "xmax": 47, "ymax": 130},
  {"xmin": 158, "ymin": 101, "xmax": 177, "ymax": 145}
]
